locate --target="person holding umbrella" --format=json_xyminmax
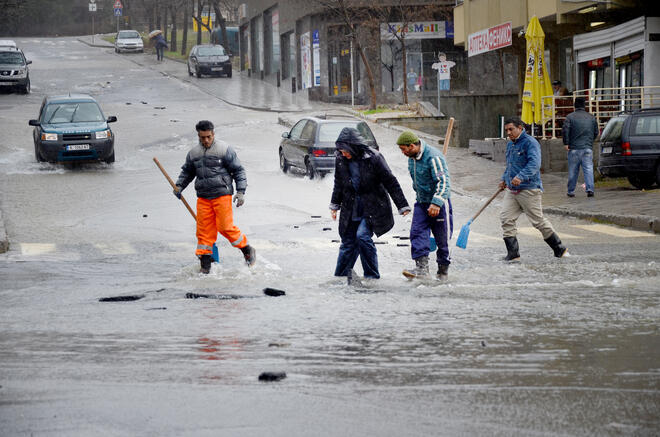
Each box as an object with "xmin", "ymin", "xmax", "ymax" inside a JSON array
[{"xmin": 149, "ymin": 30, "xmax": 167, "ymax": 61}]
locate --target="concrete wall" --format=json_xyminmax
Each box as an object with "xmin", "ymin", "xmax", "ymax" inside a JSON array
[{"xmin": 645, "ymin": 16, "xmax": 660, "ymax": 87}]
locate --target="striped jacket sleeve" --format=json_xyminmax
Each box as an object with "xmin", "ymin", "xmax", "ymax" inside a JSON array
[{"xmin": 430, "ymin": 153, "xmax": 451, "ymax": 204}]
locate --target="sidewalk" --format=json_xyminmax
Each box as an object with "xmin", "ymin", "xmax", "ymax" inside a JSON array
[{"xmin": 74, "ymin": 35, "xmax": 660, "ymax": 235}]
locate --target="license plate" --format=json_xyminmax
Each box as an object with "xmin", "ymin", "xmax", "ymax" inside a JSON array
[
  {"xmin": 66, "ymin": 144, "xmax": 90, "ymax": 151},
  {"xmin": 211, "ymin": 67, "xmax": 222, "ymax": 71},
  {"xmin": 602, "ymin": 147, "xmax": 612, "ymax": 154}
]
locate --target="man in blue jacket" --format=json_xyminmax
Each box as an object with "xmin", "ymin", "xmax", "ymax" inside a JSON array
[
  {"xmin": 499, "ymin": 117, "xmax": 568, "ymax": 261},
  {"xmin": 397, "ymin": 131, "xmax": 452, "ymax": 280},
  {"xmin": 562, "ymin": 97, "xmax": 599, "ymax": 197}
]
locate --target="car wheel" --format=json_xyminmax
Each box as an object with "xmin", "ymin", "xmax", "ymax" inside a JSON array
[
  {"xmin": 305, "ymin": 158, "xmax": 316, "ymax": 180},
  {"xmin": 21, "ymin": 77, "xmax": 30, "ymax": 94},
  {"xmin": 104, "ymin": 151, "xmax": 115, "ymax": 164},
  {"xmin": 656, "ymin": 164, "xmax": 660, "ymax": 187},
  {"xmin": 34, "ymin": 144, "xmax": 44, "ymax": 162},
  {"xmin": 627, "ymin": 173, "xmax": 655, "ymax": 190},
  {"xmin": 279, "ymin": 149, "xmax": 289, "ymax": 174}
]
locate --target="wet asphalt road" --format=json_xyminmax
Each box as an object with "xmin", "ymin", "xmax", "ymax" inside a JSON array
[{"xmin": 0, "ymin": 37, "xmax": 659, "ymax": 436}]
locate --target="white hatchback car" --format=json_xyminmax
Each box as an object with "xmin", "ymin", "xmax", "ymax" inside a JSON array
[{"xmin": 114, "ymin": 30, "xmax": 143, "ymax": 53}]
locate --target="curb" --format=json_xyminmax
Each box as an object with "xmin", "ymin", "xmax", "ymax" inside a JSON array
[
  {"xmin": 544, "ymin": 206, "xmax": 659, "ymax": 234},
  {"xmin": 76, "ymin": 38, "xmax": 114, "ymax": 49},
  {"xmin": 0, "ymin": 209, "xmax": 8, "ymax": 254}
]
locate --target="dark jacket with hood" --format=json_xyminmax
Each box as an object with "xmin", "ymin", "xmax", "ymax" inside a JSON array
[{"xmin": 330, "ymin": 128, "xmax": 410, "ymax": 238}]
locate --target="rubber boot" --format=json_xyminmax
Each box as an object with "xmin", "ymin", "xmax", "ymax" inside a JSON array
[
  {"xmin": 403, "ymin": 256, "xmax": 429, "ymax": 279},
  {"xmin": 502, "ymin": 237, "xmax": 520, "ymax": 262},
  {"xmin": 544, "ymin": 233, "xmax": 568, "ymax": 258},
  {"xmin": 437, "ymin": 264, "xmax": 449, "ymax": 280},
  {"xmin": 240, "ymin": 244, "xmax": 256, "ymax": 267},
  {"xmin": 200, "ymin": 254, "xmax": 212, "ymax": 274}
]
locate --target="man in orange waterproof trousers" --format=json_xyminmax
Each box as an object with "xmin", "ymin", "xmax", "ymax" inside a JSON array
[{"xmin": 174, "ymin": 120, "xmax": 256, "ymax": 274}]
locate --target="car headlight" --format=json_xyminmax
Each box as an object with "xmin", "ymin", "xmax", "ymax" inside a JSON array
[
  {"xmin": 95, "ymin": 129, "xmax": 111, "ymax": 139},
  {"xmin": 219, "ymin": 56, "xmax": 229, "ymax": 62},
  {"xmin": 41, "ymin": 133, "xmax": 58, "ymax": 141}
]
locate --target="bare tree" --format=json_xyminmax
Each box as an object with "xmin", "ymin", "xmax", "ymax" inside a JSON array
[
  {"xmin": 318, "ymin": 0, "xmax": 378, "ymax": 109},
  {"xmin": 371, "ymin": 2, "xmax": 451, "ymax": 104},
  {"xmin": 181, "ymin": 0, "xmax": 191, "ymax": 55}
]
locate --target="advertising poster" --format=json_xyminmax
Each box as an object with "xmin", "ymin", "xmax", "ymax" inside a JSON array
[
  {"xmin": 313, "ymin": 30, "xmax": 321, "ymax": 86},
  {"xmin": 300, "ymin": 32, "xmax": 312, "ymax": 89}
]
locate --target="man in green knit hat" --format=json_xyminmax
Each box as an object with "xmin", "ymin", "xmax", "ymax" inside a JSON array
[{"xmin": 397, "ymin": 130, "xmax": 453, "ymax": 280}]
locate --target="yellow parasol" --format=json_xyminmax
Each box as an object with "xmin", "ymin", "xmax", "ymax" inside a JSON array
[{"xmin": 521, "ymin": 16, "xmax": 553, "ymax": 128}]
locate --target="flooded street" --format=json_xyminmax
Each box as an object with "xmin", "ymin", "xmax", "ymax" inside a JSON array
[{"xmin": 1, "ymin": 38, "xmax": 659, "ymax": 436}]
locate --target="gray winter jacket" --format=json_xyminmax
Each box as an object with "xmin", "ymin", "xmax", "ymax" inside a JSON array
[
  {"xmin": 562, "ymin": 108, "xmax": 599, "ymax": 150},
  {"xmin": 175, "ymin": 140, "xmax": 247, "ymax": 199}
]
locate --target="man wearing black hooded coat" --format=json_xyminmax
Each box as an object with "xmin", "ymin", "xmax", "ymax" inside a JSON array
[{"xmin": 330, "ymin": 127, "xmax": 411, "ymax": 279}]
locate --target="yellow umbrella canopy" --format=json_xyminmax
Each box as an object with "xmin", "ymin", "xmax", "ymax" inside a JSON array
[{"xmin": 521, "ymin": 16, "xmax": 553, "ymax": 127}]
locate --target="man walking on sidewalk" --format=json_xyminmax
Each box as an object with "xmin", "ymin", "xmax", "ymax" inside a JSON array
[
  {"xmin": 174, "ymin": 120, "xmax": 256, "ymax": 274},
  {"xmin": 397, "ymin": 131, "xmax": 453, "ymax": 280},
  {"xmin": 499, "ymin": 117, "xmax": 568, "ymax": 261},
  {"xmin": 562, "ymin": 97, "xmax": 599, "ymax": 197}
]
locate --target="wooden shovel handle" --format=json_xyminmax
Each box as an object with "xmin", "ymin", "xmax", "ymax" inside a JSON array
[
  {"xmin": 470, "ymin": 187, "xmax": 504, "ymax": 222},
  {"xmin": 442, "ymin": 117, "xmax": 455, "ymax": 156},
  {"xmin": 153, "ymin": 157, "xmax": 197, "ymax": 221}
]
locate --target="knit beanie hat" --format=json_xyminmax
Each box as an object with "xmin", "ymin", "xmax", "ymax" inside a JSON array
[{"xmin": 396, "ymin": 131, "xmax": 419, "ymax": 145}]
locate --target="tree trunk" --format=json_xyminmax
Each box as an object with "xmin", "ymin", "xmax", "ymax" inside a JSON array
[
  {"xmin": 401, "ymin": 36, "xmax": 408, "ymax": 105},
  {"xmin": 196, "ymin": 0, "xmax": 203, "ymax": 45},
  {"xmin": 181, "ymin": 0, "xmax": 190, "ymax": 55},
  {"xmin": 156, "ymin": 3, "xmax": 161, "ymax": 31},
  {"xmin": 163, "ymin": 7, "xmax": 168, "ymax": 43},
  {"xmin": 170, "ymin": 6, "xmax": 178, "ymax": 53},
  {"xmin": 356, "ymin": 41, "xmax": 377, "ymax": 110}
]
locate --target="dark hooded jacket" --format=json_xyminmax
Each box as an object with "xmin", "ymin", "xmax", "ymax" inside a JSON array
[{"xmin": 330, "ymin": 128, "xmax": 410, "ymax": 238}]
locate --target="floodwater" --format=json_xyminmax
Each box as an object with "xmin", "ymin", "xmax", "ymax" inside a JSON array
[{"xmin": 1, "ymin": 37, "xmax": 659, "ymax": 436}]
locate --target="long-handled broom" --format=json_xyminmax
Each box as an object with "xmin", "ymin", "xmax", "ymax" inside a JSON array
[
  {"xmin": 153, "ymin": 157, "xmax": 219, "ymax": 262},
  {"xmin": 455, "ymin": 187, "xmax": 504, "ymax": 249}
]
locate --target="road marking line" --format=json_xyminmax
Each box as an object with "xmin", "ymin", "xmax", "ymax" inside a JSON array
[
  {"xmin": 518, "ymin": 227, "xmax": 582, "ymax": 239},
  {"xmin": 20, "ymin": 243, "xmax": 56, "ymax": 256},
  {"xmin": 571, "ymin": 224, "xmax": 655, "ymax": 238},
  {"xmin": 94, "ymin": 242, "xmax": 136, "ymax": 255}
]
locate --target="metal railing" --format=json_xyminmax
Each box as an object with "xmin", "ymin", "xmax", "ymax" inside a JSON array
[{"xmin": 541, "ymin": 85, "xmax": 660, "ymax": 139}]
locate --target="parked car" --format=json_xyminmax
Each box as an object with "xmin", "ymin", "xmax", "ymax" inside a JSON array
[
  {"xmin": 0, "ymin": 46, "xmax": 31, "ymax": 94},
  {"xmin": 187, "ymin": 44, "xmax": 231, "ymax": 78},
  {"xmin": 114, "ymin": 30, "xmax": 144, "ymax": 53},
  {"xmin": 0, "ymin": 40, "xmax": 17, "ymax": 49},
  {"xmin": 598, "ymin": 107, "xmax": 660, "ymax": 189},
  {"xmin": 279, "ymin": 115, "xmax": 379, "ymax": 179},
  {"xmin": 29, "ymin": 94, "xmax": 117, "ymax": 164}
]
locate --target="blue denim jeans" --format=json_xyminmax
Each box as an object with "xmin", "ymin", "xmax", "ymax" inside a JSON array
[
  {"xmin": 334, "ymin": 219, "xmax": 379, "ymax": 279},
  {"xmin": 567, "ymin": 149, "xmax": 594, "ymax": 194},
  {"xmin": 156, "ymin": 46, "xmax": 164, "ymax": 60}
]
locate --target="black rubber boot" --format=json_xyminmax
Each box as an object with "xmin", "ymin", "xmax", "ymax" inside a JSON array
[
  {"xmin": 403, "ymin": 256, "xmax": 430, "ymax": 279},
  {"xmin": 437, "ymin": 264, "xmax": 449, "ymax": 280},
  {"xmin": 544, "ymin": 233, "xmax": 568, "ymax": 258},
  {"xmin": 200, "ymin": 254, "xmax": 212, "ymax": 274},
  {"xmin": 502, "ymin": 237, "xmax": 521, "ymax": 262},
  {"xmin": 240, "ymin": 244, "xmax": 256, "ymax": 267}
]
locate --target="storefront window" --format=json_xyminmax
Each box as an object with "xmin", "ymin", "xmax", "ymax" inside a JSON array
[{"xmin": 327, "ymin": 26, "xmax": 354, "ymax": 96}]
